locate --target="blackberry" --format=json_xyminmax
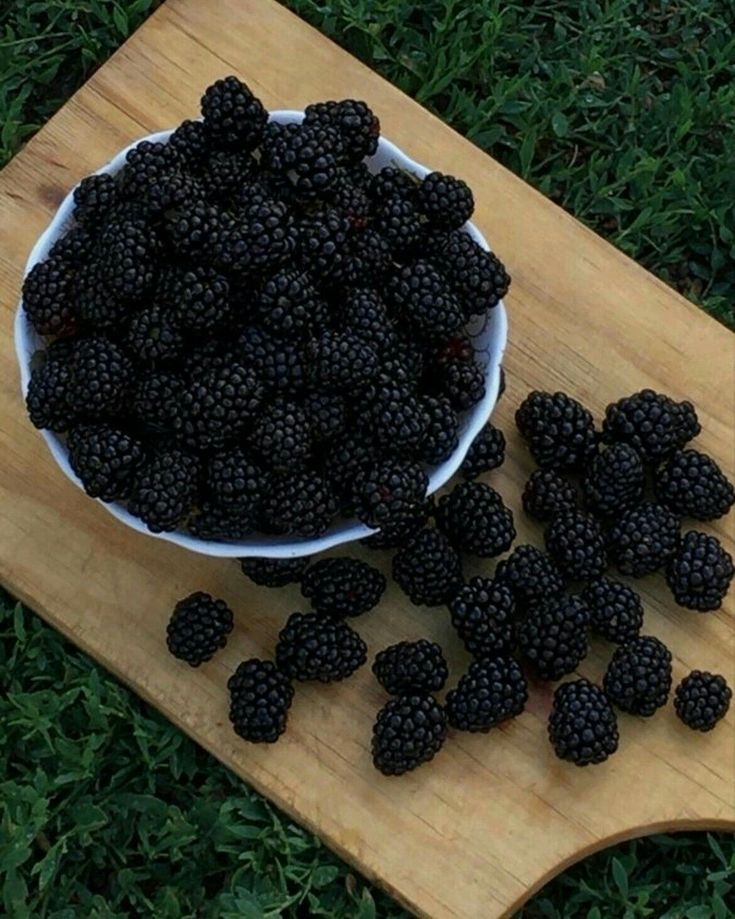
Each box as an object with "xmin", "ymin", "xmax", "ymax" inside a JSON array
[
  {"xmin": 602, "ymin": 389, "xmax": 700, "ymax": 463},
  {"xmin": 583, "ymin": 443, "xmax": 645, "ymax": 518},
  {"xmin": 603, "ymin": 636, "xmax": 672, "ymax": 716},
  {"xmin": 130, "ymin": 371, "xmax": 183, "ymax": 434},
  {"xmin": 367, "ymin": 383, "xmax": 428, "ymax": 456},
  {"xmin": 208, "ymin": 448, "xmax": 267, "ymax": 510},
  {"xmin": 438, "ymin": 231, "xmax": 510, "ymax": 316},
  {"xmin": 340, "ymin": 288, "xmax": 396, "ymax": 355},
  {"xmin": 386, "ymin": 261, "xmax": 464, "ymax": 342},
  {"xmin": 128, "ymin": 449, "xmax": 200, "ymax": 533},
  {"xmin": 436, "ymin": 481, "xmax": 515, "ymax": 558},
  {"xmin": 548, "ymin": 679, "xmax": 619, "ymax": 766},
  {"xmin": 67, "ymin": 423, "xmax": 144, "ymax": 502},
  {"xmin": 361, "ymin": 498, "xmax": 435, "ymax": 550},
  {"xmin": 341, "ymin": 228, "xmax": 392, "ymax": 288},
  {"xmin": 200, "ymin": 75, "xmax": 267, "ymax": 151},
  {"xmin": 522, "ymin": 469, "xmax": 577, "ymax": 522},
  {"xmin": 674, "ymin": 671, "xmax": 732, "ymax": 732},
  {"xmin": 166, "ymin": 592, "xmax": 234, "ymax": 666},
  {"xmin": 435, "ymin": 334, "xmax": 473, "ymax": 365},
  {"xmin": 165, "ymin": 201, "xmax": 222, "ymax": 258},
  {"xmin": 67, "ymin": 336, "xmax": 133, "ymax": 417},
  {"xmin": 49, "ymin": 226, "xmax": 94, "ymax": 264},
  {"xmin": 417, "ymin": 172, "xmax": 474, "ymax": 229},
  {"xmin": 187, "ymin": 502, "xmax": 256, "ymax": 539},
  {"xmin": 168, "ymin": 119, "xmax": 211, "ymax": 171},
  {"xmin": 176, "ymin": 363, "xmax": 264, "ymax": 452},
  {"xmin": 260, "ymin": 470, "xmax": 337, "ymax": 537},
  {"xmin": 304, "ymin": 99, "xmax": 380, "ymax": 162},
  {"xmin": 372, "ymin": 693, "xmax": 447, "ymax": 775},
  {"xmin": 75, "ymin": 258, "xmax": 127, "ymax": 332},
  {"xmin": 495, "ymin": 545, "xmax": 566, "ymax": 606},
  {"xmin": 515, "ymin": 391, "xmax": 597, "ymax": 471},
  {"xmin": 228, "ymin": 659, "xmax": 294, "ymax": 743},
  {"xmin": 137, "ymin": 171, "xmax": 204, "ymax": 216},
  {"xmin": 297, "ymin": 210, "xmax": 350, "ymax": 282},
  {"xmin": 120, "ymin": 140, "xmax": 179, "ymax": 198},
  {"xmin": 330, "ymin": 174, "xmax": 371, "ymax": 227},
  {"xmin": 545, "ymin": 510, "xmax": 607, "ymax": 581},
  {"xmin": 239, "ymin": 197, "xmax": 298, "ymax": 271},
  {"xmin": 249, "ymin": 399, "xmax": 312, "ymax": 470},
  {"xmin": 392, "ymin": 528, "xmax": 463, "ymax": 607},
  {"xmin": 608, "ymin": 502, "xmax": 680, "ymax": 577},
  {"xmin": 263, "ymin": 122, "xmax": 340, "ymax": 197},
  {"xmin": 22, "ymin": 256, "xmax": 77, "ymax": 337},
  {"xmin": 169, "ymin": 266, "xmax": 231, "ymax": 334},
  {"xmin": 237, "ymin": 326, "xmax": 305, "ymax": 394},
  {"xmin": 202, "ymin": 150, "xmax": 256, "ymax": 200},
  {"xmin": 418, "ymin": 396, "xmax": 459, "ymax": 464},
  {"xmin": 98, "ymin": 216, "xmax": 156, "ymax": 300},
  {"xmin": 306, "ymin": 331, "xmax": 379, "ymax": 391},
  {"xmin": 25, "ymin": 348, "xmax": 75, "ymax": 431},
  {"xmin": 666, "ymin": 530, "xmax": 733, "ymax": 611},
  {"xmin": 301, "ymin": 392, "xmax": 347, "ymax": 443},
  {"xmin": 655, "ymin": 449, "xmax": 734, "ymax": 521},
  {"xmin": 352, "ymin": 461, "xmax": 428, "ymax": 529},
  {"xmin": 518, "ymin": 594, "xmax": 590, "ymax": 681},
  {"xmin": 322, "ymin": 431, "xmax": 378, "ymax": 514},
  {"xmin": 257, "ymin": 269, "xmax": 327, "ymax": 340},
  {"xmin": 449, "ymin": 577, "xmax": 516, "ymax": 658},
  {"xmin": 439, "ymin": 359, "xmax": 486, "ymax": 411},
  {"xmin": 446, "ymin": 657, "xmax": 527, "ymax": 732},
  {"xmin": 461, "ymin": 423, "xmax": 505, "ymax": 479},
  {"xmin": 301, "ymin": 557, "xmax": 386, "ymax": 618},
  {"xmin": 372, "ymin": 640, "xmax": 448, "ymax": 694},
  {"xmin": 240, "ymin": 556, "xmax": 310, "ymax": 588},
  {"xmin": 582, "ymin": 577, "xmax": 643, "ymax": 643},
  {"xmin": 126, "ymin": 304, "xmax": 185, "ymax": 365},
  {"xmin": 275, "ymin": 612, "xmax": 367, "ymax": 682},
  {"xmin": 73, "ymin": 173, "xmax": 119, "ymax": 228},
  {"xmin": 368, "ymin": 166, "xmax": 418, "ymax": 204},
  {"xmin": 374, "ymin": 196, "xmax": 423, "ymax": 255}
]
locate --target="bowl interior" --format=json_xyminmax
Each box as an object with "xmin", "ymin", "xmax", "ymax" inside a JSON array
[{"xmin": 15, "ymin": 112, "xmax": 508, "ymax": 558}]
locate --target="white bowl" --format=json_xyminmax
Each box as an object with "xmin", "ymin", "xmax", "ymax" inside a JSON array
[{"xmin": 15, "ymin": 111, "xmax": 508, "ymax": 559}]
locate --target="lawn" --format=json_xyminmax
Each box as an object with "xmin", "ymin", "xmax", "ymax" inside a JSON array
[{"xmin": 1, "ymin": 1, "xmax": 734, "ymax": 916}]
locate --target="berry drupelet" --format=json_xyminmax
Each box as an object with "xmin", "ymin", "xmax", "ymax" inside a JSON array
[
  {"xmin": 518, "ymin": 594, "xmax": 590, "ymax": 681},
  {"xmin": 67, "ymin": 423, "xmax": 145, "ymax": 502},
  {"xmin": 372, "ymin": 693, "xmax": 448, "ymax": 775},
  {"xmin": 674, "ymin": 671, "xmax": 731, "ymax": 732},
  {"xmin": 495, "ymin": 545, "xmax": 566, "ymax": 607},
  {"xmin": 446, "ymin": 657, "xmax": 528, "ymax": 732},
  {"xmin": 392, "ymin": 528, "xmax": 463, "ymax": 607},
  {"xmin": 436, "ymin": 481, "xmax": 515, "ymax": 558},
  {"xmin": 449, "ymin": 577, "xmax": 516, "ymax": 658},
  {"xmin": 166, "ymin": 592, "xmax": 234, "ymax": 666},
  {"xmin": 240, "ymin": 556, "xmax": 310, "ymax": 588},
  {"xmin": 602, "ymin": 389, "xmax": 700, "ymax": 463},
  {"xmin": 548, "ymin": 679, "xmax": 619, "ymax": 766},
  {"xmin": 275, "ymin": 612, "xmax": 367, "ymax": 682},
  {"xmin": 460, "ymin": 423, "xmax": 506, "ymax": 479},
  {"xmin": 515, "ymin": 391, "xmax": 597, "ymax": 471},
  {"xmin": 583, "ymin": 443, "xmax": 645, "ymax": 518},
  {"xmin": 581, "ymin": 577, "xmax": 643, "ymax": 643},
  {"xmin": 603, "ymin": 636, "xmax": 672, "ymax": 716},
  {"xmin": 665, "ymin": 530, "xmax": 734, "ymax": 611},
  {"xmin": 300, "ymin": 557, "xmax": 386, "ymax": 618},
  {"xmin": 522, "ymin": 469, "xmax": 577, "ymax": 522},
  {"xmin": 608, "ymin": 502, "xmax": 680, "ymax": 577},
  {"xmin": 545, "ymin": 510, "xmax": 607, "ymax": 581},
  {"xmin": 373, "ymin": 640, "xmax": 449, "ymax": 695},
  {"xmin": 655, "ymin": 449, "xmax": 735, "ymax": 521},
  {"xmin": 228, "ymin": 658, "xmax": 294, "ymax": 743}
]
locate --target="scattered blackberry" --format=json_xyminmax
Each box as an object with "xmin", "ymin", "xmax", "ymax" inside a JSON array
[
  {"xmin": 545, "ymin": 510, "xmax": 607, "ymax": 581},
  {"xmin": 418, "ymin": 396, "xmax": 459, "ymax": 464},
  {"xmin": 495, "ymin": 545, "xmax": 566, "ymax": 606},
  {"xmin": 228, "ymin": 658, "xmax": 294, "ymax": 743},
  {"xmin": 25, "ymin": 347, "xmax": 75, "ymax": 431},
  {"xmin": 237, "ymin": 326, "xmax": 305, "ymax": 394},
  {"xmin": 446, "ymin": 657, "xmax": 527, "ymax": 732},
  {"xmin": 608, "ymin": 502, "xmax": 680, "ymax": 577},
  {"xmin": 339, "ymin": 289, "xmax": 396, "ymax": 355},
  {"xmin": 518, "ymin": 594, "xmax": 590, "ymax": 681},
  {"xmin": 130, "ymin": 371, "xmax": 183, "ymax": 434},
  {"xmin": 98, "ymin": 216, "xmax": 156, "ymax": 300},
  {"xmin": 302, "ymin": 392, "xmax": 347, "ymax": 444},
  {"xmin": 73, "ymin": 173, "xmax": 119, "ymax": 228},
  {"xmin": 207, "ymin": 448, "xmax": 267, "ymax": 510},
  {"xmin": 22, "ymin": 256, "xmax": 77, "ymax": 337},
  {"xmin": 275, "ymin": 612, "xmax": 367, "ymax": 682},
  {"xmin": 460, "ymin": 424, "xmax": 505, "ymax": 479},
  {"xmin": 67, "ymin": 423, "xmax": 145, "ymax": 502},
  {"xmin": 168, "ymin": 119, "xmax": 211, "ymax": 171},
  {"xmin": 67, "ymin": 336, "xmax": 133, "ymax": 417},
  {"xmin": 352, "ymin": 460, "xmax": 428, "ymax": 529},
  {"xmin": 439, "ymin": 359, "xmax": 486, "ymax": 410},
  {"xmin": 240, "ymin": 556, "xmax": 310, "ymax": 588},
  {"xmin": 257, "ymin": 269, "xmax": 326, "ymax": 340},
  {"xmin": 392, "ymin": 528, "xmax": 463, "ymax": 607},
  {"xmin": 666, "ymin": 530, "xmax": 733, "ymax": 611},
  {"xmin": 374, "ymin": 196, "xmax": 423, "ymax": 255},
  {"xmin": 297, "ymin": 209, "xmax": 350, "ymax": 281},
  {"xmin": 655, "ymin": 449, "xmax": 735, "ymax": 521},
  {"xmin": 548, "ymin": 679, "xmax": 619, "ymax": 766},
  {"xmin": 417, "ymin": 172, "xmax": 474, "ymax": 229},
  {"xmin": 249, "ymin": 399, "xmax": 312, "ymax": 470},
  {"xmin": 304, "ymin": 99, "xmax": 380, "ymax": 162},
  {"xmin": 522, "ymin": 469, "xmax": 577, "ymax": 522},
  {"xmin": 368, "ymin": 383, "xmax": 428, "ymax": 456},
  {"xmin": 581, "ymin": 577, "xmax": 643, "ymax": 643},
  {"xmin": 372, "ymin": 693, "xmax": 447, "ymax": 775},
  {"xmin": 187, "ymin": 502, "xmax": 256, "ymax": 540},
  {"xmin": 126, "ymin": 304, "xmax": 185, "ymax": 365},
  {"xmin": 674, "ymin": 671, "xmax": 732, "ymax": 732},
  {"xmin": 368, "ymin": 166, "xmax": 418, "ymax": 203},
  {"xmin": 436, "ymin": 481, "xmax": 515, "ymax": 558},
  {"xmin": 438, "ymin": 230, "xmax": 510, "ymax": 316},
  {"xmin": 387, "ymin": 260, "xmax": 464, "ymax": 341},
  {"xmin": 361, "ymin": 498, "xmax": 435, "ymax": 550},
  {"xmin": 166, "ymin": 592, "xmax": 234, "ymax": 666},
  {"xmin": 372, "ymin": 640, "xmax": 448, "ymax": 694},
  {"xmin": 260, "ymin": 470, "xmax": 337, "ymax": 537},
  {"xmin": 602, "ymin": 390, "xmax": 700, "ymax": 463},
  {"xmin": 202, "ymin": 150, "xmax": 256, "ymax": 200},
  {"xmin": 301, "ymin": 557, "xmax": 386, "ymax": 618},
  {"xmin": 603, "ymin": 636, "xmax": 672, "ymax": 716},
  {"xmin": 306, "ymin": 331, "xmax": 379, "ymax": 391},
  {"xmin": 168, "ymin": 266, "xmax": 231, "ymax": 334},
  {"xmin": 127, "ymin": 449, "xmax": 200, "ymax": 533},
  {"xmin": 515, "ymin": 391, "xmax": 597, "ymax": 471},
  {"xmin": 583, "ymin": 443, "xmax": 645, "ymax": 518},
  {"xmin": 200, "ymin": 75, "xmax": 267, "ymax": 151},
  {"xmin": 449, "ymin": 577, "xmax": 516, "ymax": 658}
]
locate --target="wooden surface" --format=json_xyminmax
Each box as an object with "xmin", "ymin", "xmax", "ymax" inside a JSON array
[{"xmin": 1, "ymin": 1, "xmax": 734, "ymax": 916}]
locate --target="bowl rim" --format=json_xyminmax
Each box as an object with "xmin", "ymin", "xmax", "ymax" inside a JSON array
[{"xmin": 15, "ymin": 111, "xmax": 508, "ymax": 558}]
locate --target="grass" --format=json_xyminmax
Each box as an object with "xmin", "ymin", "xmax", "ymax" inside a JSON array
[{"xmin": 0, "ymin": 1, "xmax": 733, "ymax": 916}]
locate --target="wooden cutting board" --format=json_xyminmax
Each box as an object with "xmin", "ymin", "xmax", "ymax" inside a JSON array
[{"xmin": 0, "ymin": 1, "xmax": 733, "ymax": 916}]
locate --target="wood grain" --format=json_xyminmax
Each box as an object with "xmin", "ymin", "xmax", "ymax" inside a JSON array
[{"xmin": 0, "ymin": 1, "xmax": 733, "ymax": 916}]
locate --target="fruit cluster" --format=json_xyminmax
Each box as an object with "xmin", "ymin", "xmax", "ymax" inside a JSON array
[
  {"xmin": 166, "ymin": 385, "xmax": 732, "ymax": 774},
  {"xmin": 23, "ymin": 76, "xmax": 510, "ymax": 541}
]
